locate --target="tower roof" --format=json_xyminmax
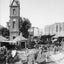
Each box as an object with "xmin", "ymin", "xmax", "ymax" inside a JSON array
[{"xmin": 10, "ymin": 0, "xmax": 20, "ymax": 7}]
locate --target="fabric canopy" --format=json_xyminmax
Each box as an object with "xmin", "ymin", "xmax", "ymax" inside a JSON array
[{"xmin": 0, "ymin": 36, "xmax": 8, "ymax": 42}]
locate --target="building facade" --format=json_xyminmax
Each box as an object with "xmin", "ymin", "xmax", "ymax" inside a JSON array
[
  {"xmin": 44, "ymin": 22, "xmax": 64, "ymax": 35},
  {"xmin": 28, "ymin": 27, "xmax": 40, "ymax": 37},
  {"xmin": 9, "ymin": 0, "xmax": 21, "ymax": 40}
]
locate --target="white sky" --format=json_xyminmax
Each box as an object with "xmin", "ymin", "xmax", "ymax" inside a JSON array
[{"xmin": 0, "ymin": 0, "xmax": 64, "ymax": 30}]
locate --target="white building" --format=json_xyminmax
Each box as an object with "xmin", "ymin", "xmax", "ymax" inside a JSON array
[
  {"xmin": 28, "ymin": 27, "xmax": 42, "ymax": 37},
  {"xmin": 44, "ymin": 22, "xmax": 64, "ymax": 36}
]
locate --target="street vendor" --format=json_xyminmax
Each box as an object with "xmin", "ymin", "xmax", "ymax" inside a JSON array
[{"xmin": 11, "ymin": 50, "xmax": 17, "ymax": 57}]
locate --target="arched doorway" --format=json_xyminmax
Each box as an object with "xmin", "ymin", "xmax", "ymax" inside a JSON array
[{"xmin": 21, "ymin": 42, "xmax": 25, "ymax": 49}]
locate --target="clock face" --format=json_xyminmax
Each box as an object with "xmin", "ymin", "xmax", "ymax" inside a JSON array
[{"xmin": 13, "ymin": 19, "xmax": 16, "ymax": 21}]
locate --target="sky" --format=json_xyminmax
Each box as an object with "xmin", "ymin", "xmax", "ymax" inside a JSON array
[{"xmin": 0, "ymin": 0, "xmax": 64, "ymax": 31}]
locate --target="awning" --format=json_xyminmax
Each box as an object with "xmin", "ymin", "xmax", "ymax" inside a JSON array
[
  {"xmin": 0, "ymin": 36, "xmax": 8, "ymax": 42},
  {"xmin": 41, "ymin": 34, "xmax": 55, "ymax": 39},
  {"xmin": 52, "ymin": 39, "xmax": 57, "ymax": 43}
]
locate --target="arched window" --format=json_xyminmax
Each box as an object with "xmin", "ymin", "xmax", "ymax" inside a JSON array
[
  {"xmin": 13, "ymin": 9, "xmax": 16, "ymax": 15},
  {"xmin": 60, "ymin": 26, "xmax": 62, "ymax": 32},
  {"xmin": 13, "ymin": 21, "xmax": 15, "ymax": 28}
]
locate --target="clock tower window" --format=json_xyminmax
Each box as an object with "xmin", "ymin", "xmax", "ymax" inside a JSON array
[
  {"xmin": 13, "ymin": 9, "xmax": 16, "ymax": 15},
  {"xmin": 13, "ymin": 36, "xmax": 15, "ymax": 39}
]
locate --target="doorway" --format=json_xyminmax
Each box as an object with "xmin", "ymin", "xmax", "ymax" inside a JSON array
[{"xmin": 21, "ymin": 42, "xmax": 25, "ymax": 49}]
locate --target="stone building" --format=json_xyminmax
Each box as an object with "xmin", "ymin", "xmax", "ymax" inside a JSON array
[
  {"xmin": 44, "ymin": 22, "xmax": 64, "ymax": 35},
  {"xmin": 9, "ymin": 0, "xmax": 22, "ymax": 40}
]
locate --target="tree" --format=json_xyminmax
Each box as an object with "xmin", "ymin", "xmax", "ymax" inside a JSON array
[
  {"xmin": 20, "ymin": 18, "xmax": 31, "ymax": 38},
  {"xmin": 0, "ymin": 27, "xmax": 9, "ymax": 39}
]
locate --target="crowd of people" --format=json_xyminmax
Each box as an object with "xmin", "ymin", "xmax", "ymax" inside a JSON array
[
  {"xmin": 0, "ymin": 39, "xmax": 63, "ymax": 64},
  {"xmin": 0, "ymin": 46, "xmax": 20, "ymax": 64}
]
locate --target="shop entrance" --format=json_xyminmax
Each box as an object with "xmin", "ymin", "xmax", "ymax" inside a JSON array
[{"xmin": 21, "ymin": 42, "xmax": 25, "ymax": 49}]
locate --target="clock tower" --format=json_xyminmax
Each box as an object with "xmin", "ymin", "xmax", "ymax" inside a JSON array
[{"xmin": 9, "ymin": 0, "xmax": 20, "ymax": 40}]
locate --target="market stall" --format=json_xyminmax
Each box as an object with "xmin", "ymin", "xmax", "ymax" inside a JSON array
[{"xmin": 7, "ymin": 34, "xmax": 27, "ymax": 49}]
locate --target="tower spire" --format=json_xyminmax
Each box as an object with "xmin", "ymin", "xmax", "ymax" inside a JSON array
[{"xmin": 10, "ymin": 0, "xmax": 20, "ymax": 6}]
